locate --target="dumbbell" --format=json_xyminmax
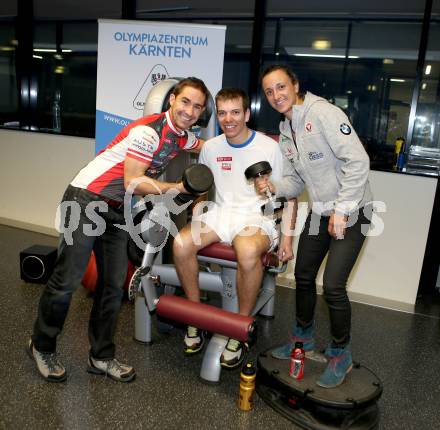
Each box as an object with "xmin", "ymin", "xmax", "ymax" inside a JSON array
[
  {"xmin": 182, "ymin": 164, "xmax": 214, "ymax": 195},
  {"xmin": 127, "ymin": 164, "xmax": 214, "ymax": 265},
  {"xmin": 176, "ymin": 164, "xmax": 214, "ymax": 204},
  {"xmin": 244, "ymin": 161, "xmax": 286, "ymax": 216}
]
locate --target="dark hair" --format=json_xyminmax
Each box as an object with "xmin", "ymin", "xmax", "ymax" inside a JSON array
[
  {"xmin": 260, "ymin": 64, "xmax": 305, "ymax": 100},
  {"xmin": 172, "ymin": 77, "xmax": 209, "ymax": 107},
  {"xmin": 260, "ymin": 64, "xmax": 298, "ymax": 85},
  {"xmin": 215, "ymin": 87, "xmax": 250, "ymax": 111}
]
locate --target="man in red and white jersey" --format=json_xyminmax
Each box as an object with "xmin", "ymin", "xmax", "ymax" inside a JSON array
[{"xmin": 29, "ymin": 77, "xmax": 209, "ymax": 383}]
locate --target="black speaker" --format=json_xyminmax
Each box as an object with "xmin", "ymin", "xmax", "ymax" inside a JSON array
[{"xmin": 20, "ymin": 245, "xmax": 58, "ymax": 284}]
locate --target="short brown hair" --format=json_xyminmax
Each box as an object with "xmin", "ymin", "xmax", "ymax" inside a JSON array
[
  {"xmin": 172, "ymin": 77, "xmax": 209, "ymax": 107},
  {"xmin": 215, "ymin": 87, "xmax": 250, "ymax": 111}
]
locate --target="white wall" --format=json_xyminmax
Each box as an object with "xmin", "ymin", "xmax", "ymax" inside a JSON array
[
  {"xmin": 279, "ymin": 170, "xmax": 437, "ymax": 311},
  {"xmin": 0, "ymin": 129, "xmax": 437, "ymax": 310},
  {"xmin": 0, "ymin": 129, "xmax": 94, "ymax": 235}
]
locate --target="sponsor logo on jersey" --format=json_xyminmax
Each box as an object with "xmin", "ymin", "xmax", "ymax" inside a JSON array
[
  {"xmin": 217, "ymin": 156, "xmax": 232, "ymax": 162},
  {"xmin": 279, "ymin": 135, "xmax": 289, "ymax": 144},
  {"xmin": 340, "ymin": 123, "xmax": 351, "ymax": 135},
  {"xmin": 132, "ymin": 138, "xmax": 147, "ymax": 151},
  {"xmin": 305, "ymin": 122, "xmax": 312, "ymax": 132},
  {"xmin": 308, "ymin": 151, "xmax": 324, "ymax": 161}
]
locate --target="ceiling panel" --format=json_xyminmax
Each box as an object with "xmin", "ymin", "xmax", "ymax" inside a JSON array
[
  {"xmin": 1, "ymin": 0, "xmax": 439, "ymax": 21},
  {"xmin": 33, "ymin": 0, "xmax": 122, "ymax": 19},
  {"xmin": 267, "ymin": 0, "xmax": 428, "ymax": 18}
]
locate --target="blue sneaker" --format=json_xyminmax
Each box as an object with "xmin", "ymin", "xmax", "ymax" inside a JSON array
[
  {"xmin": 271, "ymin": 321, "xmax": 315, "ymax": 359},
  {"xmin": 316, "ymin": 344, "xmax": 353, "ymax": 388}
]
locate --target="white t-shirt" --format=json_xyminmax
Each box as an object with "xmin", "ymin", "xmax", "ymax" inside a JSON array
[{"xmin": 199, "ymin": 130, "xmax": 284, "ymax": 215}]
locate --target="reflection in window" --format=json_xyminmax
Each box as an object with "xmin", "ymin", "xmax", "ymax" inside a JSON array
[
  {"xmin": 0, "ymin": 21, "xmax": 18, "ymax": 128},
  {"xmin": 33, "ymin": 21, "xmax": 97, "ymax": 136},
  {"xmin": 258, "ymin": 19, "xmax": 422, "ymax": 171},
  {"xmin": 408, "ymin": 18, "xmax": 440, "ymax": 175},
  {"xmin": 192, "ymin": 20, "xmax": 253, "ymax": 90}
]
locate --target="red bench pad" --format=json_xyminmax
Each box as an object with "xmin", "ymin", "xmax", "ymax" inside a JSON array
[{"xmin": 197, "ymin": 242, "xmax": 279, "ymax": 268}]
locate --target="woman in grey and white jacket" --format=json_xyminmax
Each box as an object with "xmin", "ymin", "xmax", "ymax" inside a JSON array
[{"xmin": 259, "ymin": 64, "xmax": 372, "ymax": 389}]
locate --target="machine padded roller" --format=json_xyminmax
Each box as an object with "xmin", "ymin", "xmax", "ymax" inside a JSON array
[
  {"xmin": 182, "ymin": 164, "xmax": 214, "ymax": 195},
  {"xmin": 156, "ymin": 295, "xmax": 255, "ymax": 342},
  {"xmin": 244, "ymin": 161, "xmax": 272, "ymax": 180}
]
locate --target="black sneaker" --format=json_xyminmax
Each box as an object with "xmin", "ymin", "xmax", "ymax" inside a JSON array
[
  {"xmin": 87, "ymin": 356, "xmax": 136, "ymax": 382},
  {"xmin": 27, "ymin": 340, "xmax": 67, "ymax": 382},
  {"xmin": 220, "ymin": 338, "xmax": 248, "ymax": 369},
  {"xmin": 183, "ymin": 326, "xmax": 205, "ymax": 355}
]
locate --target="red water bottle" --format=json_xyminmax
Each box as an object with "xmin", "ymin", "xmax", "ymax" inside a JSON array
[{"xmin": 289, "ymin": 341, "xmax": 305, "ymax": 380}]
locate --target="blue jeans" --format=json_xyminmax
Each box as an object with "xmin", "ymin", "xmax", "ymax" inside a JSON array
[
  {"xmin": 294, "ymin": 207, "xmax": 371, "ymax": 345},
  {"xmin": 32, "ymin": 185, "xmax": 129, "ymax": 359}
]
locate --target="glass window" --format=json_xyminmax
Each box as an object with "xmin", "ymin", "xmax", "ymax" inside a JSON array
[
  {"xmin": 61, "ymin": 22, "xmax": 98, "ymax": 137},
  {"xmin": 257, "ymin": 19, "xmax": 423, "ymax": 172},
  {"xmin": 222, "ymin": 20, "xmax": 252, "ymax": 90},
  {"xmin": 349, "ymin": 21, "xmax": 420, "ymax": 168},
  {"xmin": 0, "ymin": 21, "xmax": 18, "ymax": 128},
  {"xmin": 258, "ymin": 20, "xmax": 351, "ymax": 134},
  {"xmin": 33, "ymin": 21, "xmax": 98, "ymax": 136},
  {"xmin": 191, "ymin": 19, "xmax": 253, "ymax": 91},
  {"xmin": 406, "ymin": 12, "xmax": 440, "ymax": 175}
]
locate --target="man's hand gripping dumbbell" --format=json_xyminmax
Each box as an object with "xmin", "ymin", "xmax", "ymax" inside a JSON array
[{"xmin": 244, "ymin": 161, "xmax": 286, "ymax": 218}]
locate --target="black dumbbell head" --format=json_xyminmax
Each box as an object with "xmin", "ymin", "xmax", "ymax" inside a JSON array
[
  {"xmin": 244, "ymin": 161, "xmax": 272, "ymax": 180},
  {"xmin": 182, "ymin": 164, "xmax": 214, "ymax": 194}
]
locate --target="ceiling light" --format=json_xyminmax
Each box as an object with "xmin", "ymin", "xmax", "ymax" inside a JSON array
[
  {"xmin": 390, "ymin": 78, "xmax": 405, "ymax": 83},
  {"xmin": 312, "ymin": 40, "xmax": 331, "ymax": 50},
  {"xmin": 251, "ymin": 100, "xmax": 261, "ymax": 111},
  {"xmin": 34, "ymin": 48, "xmax": 56, "ymax": 52},
  {"xmin": 422, "ymin": 83, "xmax": 427, "ymax": 90},
  {"xmin": 294, "ymin": 53, "xmax": 358, "ymax": 59},
  {"xmin": 425, "ymin": 64, "xmax": 431, "ymax": 75},
  {"xmin": 383, "ymin": 58, "xmax": 394, "ymax": 65},
  {"xmin": 33, "ymin": 55, "xmax": 43, "ymax": 59}
]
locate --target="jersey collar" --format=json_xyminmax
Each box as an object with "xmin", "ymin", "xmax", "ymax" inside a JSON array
[
  {"xmin": 166, "ymin": 110, "xmax": 185, "ymax": 136},
  {"xmin": 226, "ymin": 130, "xmax": 256, "ymax": 148}
]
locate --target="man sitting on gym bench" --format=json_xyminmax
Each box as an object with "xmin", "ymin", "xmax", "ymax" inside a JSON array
[{"xmin": 173, "ymin": 87, "xmax": 295, "ymax": 369}]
